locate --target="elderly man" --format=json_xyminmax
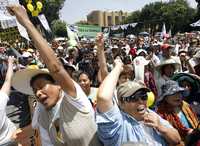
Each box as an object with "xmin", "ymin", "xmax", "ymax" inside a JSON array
[{"xmin": 96, "ymin": 58, "xmax": 181, "ymax": 146}]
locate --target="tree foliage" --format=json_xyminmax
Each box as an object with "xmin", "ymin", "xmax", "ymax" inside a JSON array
[
  {"xmin": 51, "ymin": 20, "xmax": 68, "ymax": 37},
  {"xmin": 125, "ymin": 0, "xmax": 197, "ymax": 34},
  {"xmin": 19, "ymin": 0, "xmax": 66, "ymax": 25}
]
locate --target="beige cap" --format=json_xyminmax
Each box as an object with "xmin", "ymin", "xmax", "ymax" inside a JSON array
[{"xmin": 117, "ymin": 81, "xmax": 149, "ymax": 100}]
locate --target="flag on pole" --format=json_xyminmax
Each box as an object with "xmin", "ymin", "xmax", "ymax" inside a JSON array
[
  {"xmin": 38, "ymin": 14, "xmax": 51, "ymax": 32},
  {"xmin": 168, "ymin": 28, "xmax": 172, "ymax": 37},
  {"xmin": 161, "ymin": 23, "xmax": 166, "ymax": 39}
]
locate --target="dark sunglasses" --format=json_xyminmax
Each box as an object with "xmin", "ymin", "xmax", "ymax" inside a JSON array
[{"xmin": 122, "ymin": 92, "xmax": 148, "ymax": 103}]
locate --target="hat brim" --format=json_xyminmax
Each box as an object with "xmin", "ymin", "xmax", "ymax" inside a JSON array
[
  {"xmin": 172, "ymin": 72, "xmax": 200, "ymax": 91},
  {"xmin": 12, "ymin": 69, "xmax": 49, "ymax": 95},
  {"xmin": 156, "ymin": 62, "xmax": 180, "ymax": 72},
  {"xmin": 158, "ymin": 86, "xmax": 185, "ymax": 103}
]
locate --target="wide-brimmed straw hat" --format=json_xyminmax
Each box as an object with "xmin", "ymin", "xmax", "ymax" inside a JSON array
[
  {"xmin": 156, "ymin": 58, "xmax": 180, "ymax": 72},
  {"xmin": 12, "ymin": 69, "xmax": 49, "ymax": 95}
]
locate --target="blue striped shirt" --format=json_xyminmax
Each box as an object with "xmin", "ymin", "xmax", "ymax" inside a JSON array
[{"xmin": 96, "ymin": 104, "xmax": 173, "ymax": 146}]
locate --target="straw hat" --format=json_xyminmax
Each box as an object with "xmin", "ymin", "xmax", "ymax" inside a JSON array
[
  {"xmin": 156, "ymin": 58, "xmax": 180, "ymax": 72},
  {"xmin": 12, "ymin": 69, "xmax": 49, "ymax": 95}
]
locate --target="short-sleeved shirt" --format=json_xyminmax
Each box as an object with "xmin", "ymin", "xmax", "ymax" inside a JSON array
[
  {"xmin": 96, "ymin": 103, "xmax": 173, "ymax": 146},
  {"xmin": 32, "ymin": 81, "xmax": 96, "ymax": 146},
  {"xmin": 0, "ymin": 91, "xmax": 16, "ymax": 145}
]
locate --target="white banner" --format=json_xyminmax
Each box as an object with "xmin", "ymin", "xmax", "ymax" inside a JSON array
[
  {"xmin": 190, "ymin": 19, "xmax": 200, "ymax": 27},
  {"xmin": 0, "ymin": 0, "xmax": 30, "ymax": 40},
  {"xmin": 110, "ymin": 22, "xmax": 138, "ymax": 31},
  {"xmin": 0, "ymin": 0, "xmax": 17, "ymax": 29},
  {"xmin": 38, "ymin": 14, "xmax": 51, "ymax": 32}
]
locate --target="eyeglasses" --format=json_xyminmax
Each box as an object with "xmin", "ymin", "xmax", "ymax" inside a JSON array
[{"xmin": 122, "ymin": 92, "xmax": 148, "ymax": 102}]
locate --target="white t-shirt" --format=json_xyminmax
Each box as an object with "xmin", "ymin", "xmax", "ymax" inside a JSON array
[
  {"xmin": 0, "ymin": 91, "xmax": 16, "ymax": 145},
  {"xmin": 32, "ymin": 81, "xmax": 94, "ymax": 146}
]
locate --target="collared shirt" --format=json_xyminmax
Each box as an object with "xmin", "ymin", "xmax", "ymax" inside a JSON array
[{"xmin": 96, "ymin": 103, "xmax": 173, "ymax": 146}]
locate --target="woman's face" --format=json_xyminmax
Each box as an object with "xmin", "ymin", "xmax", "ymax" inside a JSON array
[
  {"xmin": 165, "ymin": 92, "xmax": 182, "ymax": 107},
  {"xmin": 78, "ymin": 73, "xmax": 91, "ymax": 93},
  {"xmin": 180, "ymin": 81, "xmax": 192, "ymax": 92}
]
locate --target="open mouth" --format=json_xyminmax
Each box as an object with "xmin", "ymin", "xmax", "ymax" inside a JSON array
[
  {"xmin": 41, "ymin": 97, "xmax": 48, "ymax": 105},
  {"xmin": 137, "ymin": 107, "xmax": 146, "ymax": 114}
]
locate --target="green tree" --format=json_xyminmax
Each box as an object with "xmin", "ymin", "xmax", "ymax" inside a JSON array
[
  {"xmin": 51, "ymin": 20, "xmax": 68, "ymax": 37},
  {"xmin": 125, "ymin": 0, "xmax": 196, "ymax": 34}
]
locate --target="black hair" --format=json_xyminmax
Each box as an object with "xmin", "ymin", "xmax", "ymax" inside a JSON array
[
  {"xmin": 30, "ymin": 73, "xmax": 55, "ymax": 87},
  {"xmin": 78, "ymin": 71, "xmax": 92, "ymax": 81},
  {"xmin": 161, "ymin": 64, "xmax": 175, "ymax": 76}
]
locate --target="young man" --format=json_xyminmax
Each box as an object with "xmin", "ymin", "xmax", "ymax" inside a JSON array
[
  {"xmin": 8, "ymin": 5, "xmax": 102, "ymax": 146},
  {"xmin": 96, "ymin": 58, "xmax": 181, "ymax": 146}
]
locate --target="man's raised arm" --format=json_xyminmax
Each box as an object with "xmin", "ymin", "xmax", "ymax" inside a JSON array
[{"xmin": 7, "ymin": 5, "xmax": 76, "ymax": 97}]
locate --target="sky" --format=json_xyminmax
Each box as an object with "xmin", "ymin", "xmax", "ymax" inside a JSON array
[{"xmin": 60, "ymin": 0, "xmax": 197, "ymax": 24}]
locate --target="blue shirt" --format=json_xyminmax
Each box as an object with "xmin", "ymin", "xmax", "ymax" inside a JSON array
[{"xmin": 96, "ymin": 104, "xmax": 173, "ymax": 146}]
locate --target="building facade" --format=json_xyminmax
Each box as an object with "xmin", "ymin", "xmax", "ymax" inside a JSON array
[{"xmin": 87, "ymin": 10, "xmax": 130, "ymax": 27}]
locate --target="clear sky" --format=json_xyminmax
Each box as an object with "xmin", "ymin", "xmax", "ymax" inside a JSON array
[{"xmin": 60, "ymin": 0, "xmax": 197, "ymax": 24}]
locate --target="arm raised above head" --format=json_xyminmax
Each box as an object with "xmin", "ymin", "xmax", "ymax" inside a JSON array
[
  {"xmin": 96, "ymin": 33, "xmax": 108, "ymax": 82},
  {"xmin": 7, "ymin": 5, "xmax": 76, "ymax": 97},
  {"xmin": 97, "ymin": 58, "xmax": 123, "ymax": 113},
  {"xmin": 1, "ymin": 56, "xmax": 14, "ymax": 95}
]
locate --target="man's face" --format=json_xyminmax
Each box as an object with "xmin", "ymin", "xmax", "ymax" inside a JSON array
[
  {"xmin": 31, "ymin": 78, "xmax": 61, "ymax": 110},
  {"xmin": 120, "ymin": 90, "xmax": 148, "ymax": 121}
]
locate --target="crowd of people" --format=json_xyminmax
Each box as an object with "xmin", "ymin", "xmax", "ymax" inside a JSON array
[{"xmin": 0, "ymin": 4, "xmax": 200, "ymax": 146}]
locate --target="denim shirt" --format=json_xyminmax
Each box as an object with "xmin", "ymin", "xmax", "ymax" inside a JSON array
[{"xmin": 96, "ymin": 104, "xmax": 173, "ymax": 146}]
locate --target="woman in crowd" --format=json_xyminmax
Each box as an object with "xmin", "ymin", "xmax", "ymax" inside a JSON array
[
  {"xmin": 172, "ymin": 72, "xmax": 200, "ymax": 119},
  {"xmin": 155, "ymin": 58, "xmax": 180, "ymax": 96},
  {"xmin": 156, "ymin": 80, "xmax": 199, "ymax": 142},
  {"xmin": 78, "ymin": 71, "xmax": 98, "ymax": 108}
]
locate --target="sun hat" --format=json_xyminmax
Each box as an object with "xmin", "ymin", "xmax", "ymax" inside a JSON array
[
  {"xmin": 22, "ymin": 52, "xmax": 32, "ymax": 58},
  {"xmin": 158, "ymin": 80, "xmax": 185, "ymax": 103},
  {"xmin": 136, "ymin": 49, "xmax": 147, "ymax": 56},
  {"xmin": 172, "ymin": 72, "xmax": 200, "ymax": 93},
  {"xmin": 12, "ymin": 68, "xmax": 49, "ymax": 95},
  {"xmin": 155, "ymin": 58, "xmax": 180, "ymax": 72},
  {"xmin": 117, "ymin": 81, "xmax": 149, "ymax": 101}
]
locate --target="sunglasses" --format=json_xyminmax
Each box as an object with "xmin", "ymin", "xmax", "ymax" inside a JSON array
[{"xmin": 122, "ymin": 92, "xmax": 148, "ymax": 102}]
